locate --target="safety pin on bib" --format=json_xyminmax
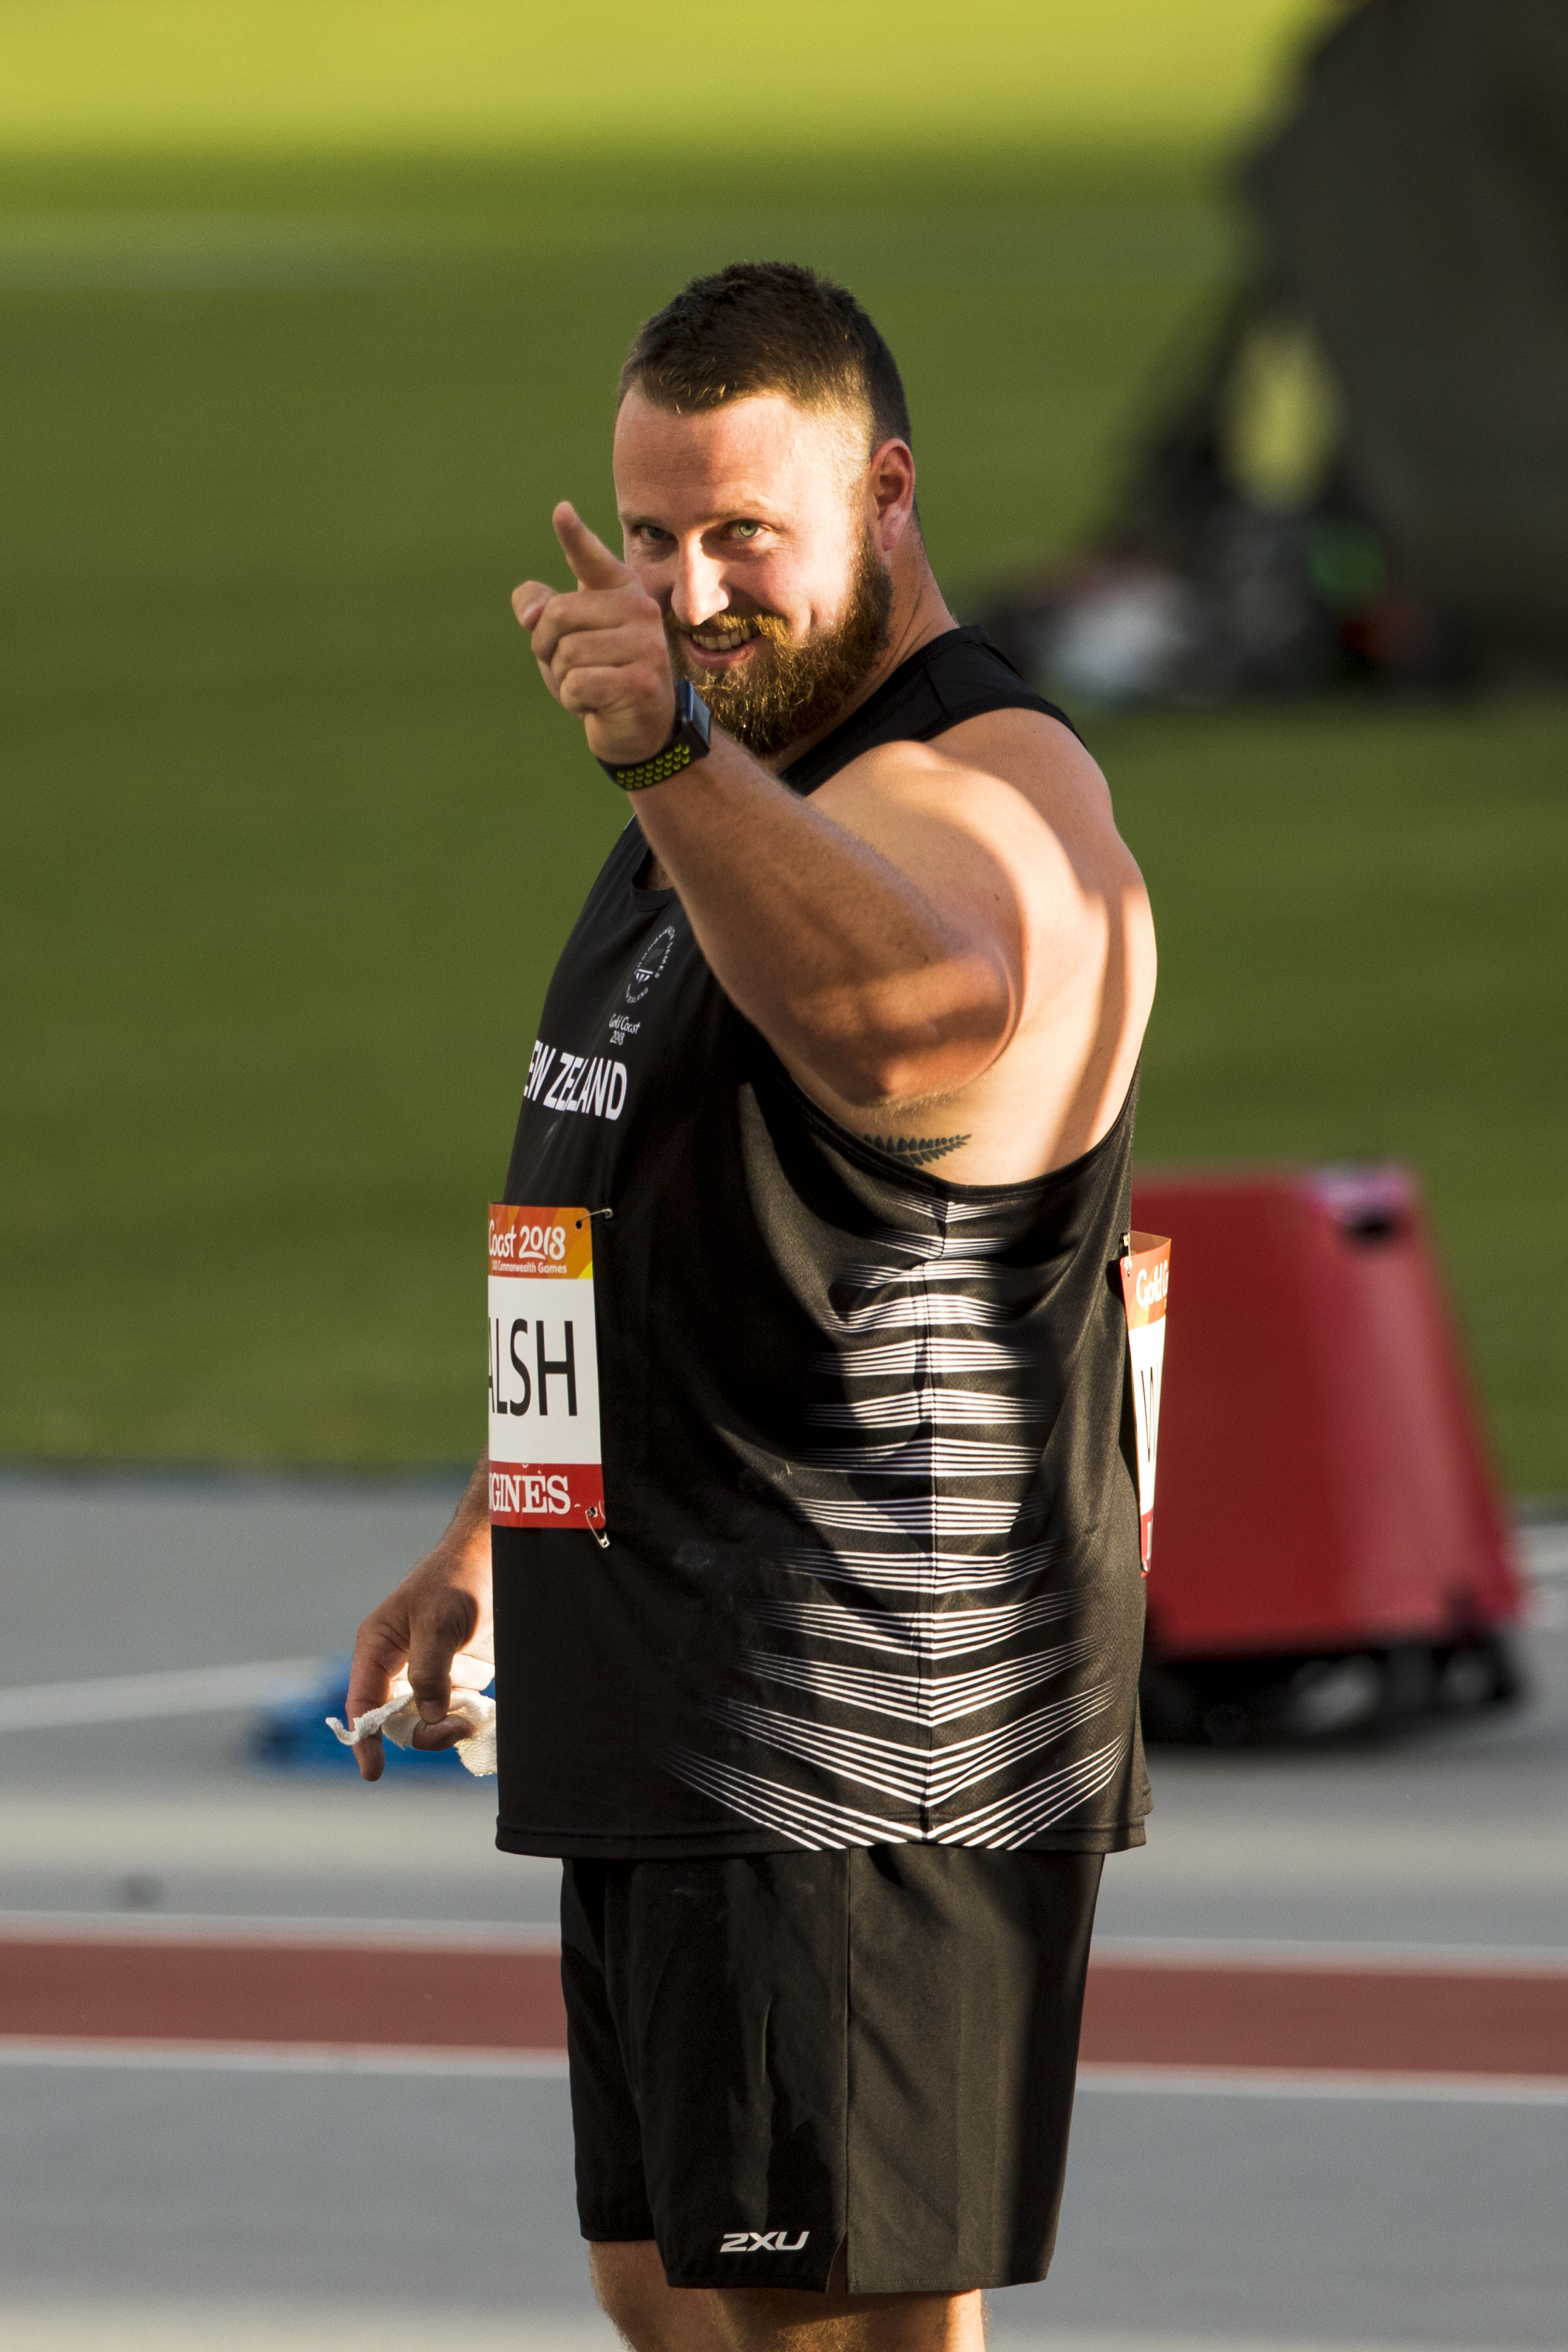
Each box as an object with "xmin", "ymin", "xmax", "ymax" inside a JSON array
[{"xmin": 582, "ymin": 1502, "xmax": 609, "ymax": 1551}]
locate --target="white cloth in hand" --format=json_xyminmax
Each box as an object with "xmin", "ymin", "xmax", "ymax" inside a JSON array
[{"xmin": 328, "ymin": 1673, "xmax": 496, "ymax": 1778}]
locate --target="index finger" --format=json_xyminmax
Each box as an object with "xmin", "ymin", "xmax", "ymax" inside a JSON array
[
  {"xmin": 346, "ymin": 1614, "xmax": 405, "ymax": 1723},
  {"xmin": 553, "ymin": 501, "xmax": 632, "ymax": 592},
  {"xmin": 343, "ymin": 1614, "xmax": 407, "ymax": 1782}
]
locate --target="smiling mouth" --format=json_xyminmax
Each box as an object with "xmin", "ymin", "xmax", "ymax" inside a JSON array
[{"xmin": 684, "ymin": 618, "xmax": 763, "ymax": 657}]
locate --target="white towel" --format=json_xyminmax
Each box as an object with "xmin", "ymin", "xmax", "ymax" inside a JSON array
[{"xmin": 327, "ymin": 1673, "xmax": 496, "ymax": 1777}]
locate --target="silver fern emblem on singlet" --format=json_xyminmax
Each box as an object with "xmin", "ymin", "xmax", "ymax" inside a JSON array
[{"xmin": 625, "ymin": 925, "xmax": 677, "ymax": 1003}]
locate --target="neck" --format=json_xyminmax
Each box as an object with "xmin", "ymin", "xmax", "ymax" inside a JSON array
[{"xmin": 760, "ymin": 545, "xmax": 958, "ymax": 774}]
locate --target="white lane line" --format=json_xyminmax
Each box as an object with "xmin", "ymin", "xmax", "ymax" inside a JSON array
[
  {"xmin": 0, "ymin": 2036, "xmax": 568, "ymax": 2075},
  {"xmin": 2, "ymin": 2042, "xmax": 1564, "ymax": 2098},
  {"xmin": 1106, "ymin": 1821, "xmax": 1568, "ymax": 1890},
  {"xmin": 0, "ymin": 2323, "xmax": 1542, "ymax": 2352},
  {"xmin": 1090, "ymin": 1936, "xmax": 1568, "ymax": 1974},
  {"xmin": 0, "ymin": 1794, "xmax": 500, "ymax": 1874},
  {"xmin": 1077, "ymin": 2062, "xmax": 1568, "ymax": 2105},
  {"xmin": 991, "ymin": 2338, "xmax": 1553, "ymax": 2352},
  {"xmin": 0, "ymin": 1659, "xmax": 326, "ymax": 1731},
  {"xmin": 0, "ymin": 2323, "xmax": 1538, "ymax": 2352},
  {"xmin": 6, "ymin": 1916, "xmax": 1562, "ymax": 1973},
  {"xmin": 0, "ymin": 1910, "xmax": 559, "ymax": 1949},
  {"xmin": 0, "ymin": 2308, "xmax": 618, "ymax": 2352},
  {"xmin": 1520, "ymin": 1519, "xmax": 1568, "ymax": 1580}
]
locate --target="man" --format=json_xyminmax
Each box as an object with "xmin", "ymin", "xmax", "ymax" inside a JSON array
[{"xmin": 347, "ymin": 263, "xmax": 1157, "ymax": 2352}]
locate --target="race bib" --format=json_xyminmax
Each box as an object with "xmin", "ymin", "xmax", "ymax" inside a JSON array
[
  {"xmin": 1119, "ymin": 1232, "xmax": 1171, "ymax": 1572},
  {"xmin": 487, "ymin": 1205, "xmax": 604, "ymax": 1538}
]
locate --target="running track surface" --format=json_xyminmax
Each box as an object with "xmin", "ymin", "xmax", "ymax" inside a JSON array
[{"xmin": 2, "ymin": 1927, "xmax": 1567, "ymax": 2079}]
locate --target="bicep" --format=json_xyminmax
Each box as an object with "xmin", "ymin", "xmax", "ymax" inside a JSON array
[{"xmin": 810, "ymin": 754, "xmax": 1089, "ymax": 1009}]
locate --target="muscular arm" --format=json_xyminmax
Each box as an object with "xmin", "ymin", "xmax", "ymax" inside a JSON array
[
  {"xmin": 625, "ymin": 730, "xmax": 1023, "ymax": 1104},
  {"xmin": 517, "ymin": 509, "xmax": 1118, "ymax": 1113}
]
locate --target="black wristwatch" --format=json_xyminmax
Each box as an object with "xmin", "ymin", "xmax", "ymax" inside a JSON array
[{"xmin": 597, "ymin": 680, "xmax": 712, "ymax": 792}]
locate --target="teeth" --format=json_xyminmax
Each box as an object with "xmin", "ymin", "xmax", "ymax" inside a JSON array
[{"xmin": 691, "ymin": 622, "xmax": 756, "ymax": 650}]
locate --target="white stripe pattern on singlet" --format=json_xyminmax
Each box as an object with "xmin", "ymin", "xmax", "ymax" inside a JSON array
[
  {"xmin": 745, "ymin": 1637, "xmax": 1099, "ymax": 1726},
  {"xmin": 663, "ymin": 1184, "xmax": 1130, "ymax": 1850},
  {"xmin": 748, "ymin": 1586, "xmax": 1077, "ymax": 1654}
]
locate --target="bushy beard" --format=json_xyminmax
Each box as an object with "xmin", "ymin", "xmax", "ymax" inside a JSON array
[{"xmin": 666, "ymin": 530, "xmax": 894, "ymax": 761}]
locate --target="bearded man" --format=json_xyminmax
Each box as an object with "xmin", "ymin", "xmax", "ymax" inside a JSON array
[{"xmin": 347, "ymin": 262, "xmax": 1157, "ymax": 2352}]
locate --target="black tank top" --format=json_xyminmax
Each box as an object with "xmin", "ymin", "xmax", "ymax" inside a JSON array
[{"xmin": 494, "ymin": 626, "xmax": 1150, "ymax": 1857}]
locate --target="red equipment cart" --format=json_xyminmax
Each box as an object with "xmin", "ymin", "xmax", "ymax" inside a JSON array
[{"xmin": 1129, "ymin": 1163, "xmax": 1525, "ymax": 1743}]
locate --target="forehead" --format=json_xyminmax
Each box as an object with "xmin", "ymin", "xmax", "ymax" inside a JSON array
[{"xmin": 613, "ymin": 389, "xmax": 860, "ymax": 523}]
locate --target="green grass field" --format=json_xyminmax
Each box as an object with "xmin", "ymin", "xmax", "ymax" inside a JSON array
[
  {"xmin": 3, "ymin": 144, "xmax": 1564, "ymax": 1492},
  {"xmin": 0, "ymin": 2, "xmax": 1328, "ymax": 160}
]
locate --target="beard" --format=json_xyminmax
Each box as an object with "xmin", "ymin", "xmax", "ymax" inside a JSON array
[{"xmin": 666, "ymin": 528, "xmax": 894, "ymax": 761}]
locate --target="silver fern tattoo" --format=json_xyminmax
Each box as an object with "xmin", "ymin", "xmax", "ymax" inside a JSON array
[{"xmin": 858, "ymin": 1130, "xmax": 972, "ymax": 1166}]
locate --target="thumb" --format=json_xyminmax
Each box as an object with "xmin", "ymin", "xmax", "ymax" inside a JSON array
[
  {"xmin": 406, "ymin": 1631, "xmax": 455, "ymax": 1726},
  {"xmin": 406, "ymin": 1589, "xmax": 481, "ymax": 1730},
  {"xmin": 553, "ymin": 501, "xmax": 632, "ymax": 590}
]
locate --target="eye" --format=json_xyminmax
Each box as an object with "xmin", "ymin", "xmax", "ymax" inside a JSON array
[
  {"xmin": 633, "ymin": 523, "xmax": 674, "ymax": 547},
  {"xmin": 729, "ymin": 521, "xmax": 763, "ymax": 541}
]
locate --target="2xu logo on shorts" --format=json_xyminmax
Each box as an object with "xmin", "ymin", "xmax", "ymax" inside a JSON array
[{"xmin": 718, "ymin": 2231, "xmax": 810, "ymax": 2254}]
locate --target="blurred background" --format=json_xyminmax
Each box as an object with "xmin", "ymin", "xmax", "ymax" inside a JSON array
[{"xmin": 1, "ymin": 3, "xmax": 1565, "ymax": 2347}]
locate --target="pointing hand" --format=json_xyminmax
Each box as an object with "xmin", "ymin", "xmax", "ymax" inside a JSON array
[{"xmin": 512, "ymin": 503, "xmax": 677, "ymax": 769}]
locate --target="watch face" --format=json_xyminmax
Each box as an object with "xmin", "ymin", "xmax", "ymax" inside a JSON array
[
  {"xmin": 599, "ymin": 682, "xmax": 710, "ymax": 788},
  {"xmin": 678, "ymin": 681, "xmax": 712, "ymax": 746}
]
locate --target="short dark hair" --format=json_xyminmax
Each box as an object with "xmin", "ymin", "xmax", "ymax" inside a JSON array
[{"xmin": 618, "ymin": 261, "xmax": 913, "ymax": 454}]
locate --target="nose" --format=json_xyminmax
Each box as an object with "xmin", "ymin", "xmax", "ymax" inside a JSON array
[{"xmin": 668, "ymin": 537, "xmax": 732, "ymax": 631}]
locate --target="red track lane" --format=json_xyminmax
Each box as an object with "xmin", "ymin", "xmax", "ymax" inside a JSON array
[
  {"xmin": 2, "ymin": 1938, "xmax": 1567, "ymax": 2078},
  {"xmin": 0, "ymin": 1939, "xmax": 567, "ymax": 2051},
  {"xmin": 1079, "ymin": 1960, "xmax": 1568, "ymax": 2078}
]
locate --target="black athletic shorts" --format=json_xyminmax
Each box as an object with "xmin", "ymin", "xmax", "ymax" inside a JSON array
[{"xmin": 560, "ymin": 1843, "xmax": 1103, "ymax": 2296}]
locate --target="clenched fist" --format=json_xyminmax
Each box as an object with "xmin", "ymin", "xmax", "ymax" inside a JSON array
[{"xmin": 513, "ymin": 503, "xmax": 676, "ymax": 768}]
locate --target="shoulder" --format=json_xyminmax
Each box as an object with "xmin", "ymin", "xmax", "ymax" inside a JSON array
[
  {"xmin": 813, "ymin": 704, "xmax": 1155, "ymax": 1027},
  {"xmin": 813, "ymin": 704, "xmax": 1132, "ymax": 889}
]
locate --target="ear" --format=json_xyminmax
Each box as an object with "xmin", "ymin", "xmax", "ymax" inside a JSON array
[{"xmin": 867, "ymin": 438, "xmax": 917, "ymax": 553}]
